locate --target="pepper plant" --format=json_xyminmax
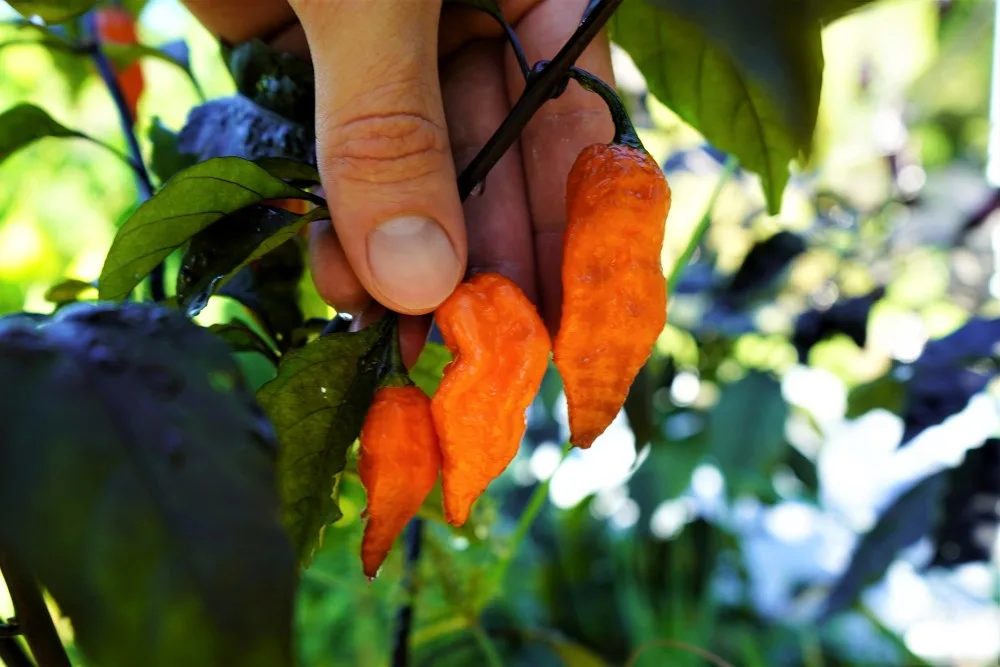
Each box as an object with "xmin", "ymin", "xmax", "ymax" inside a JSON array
[{"xmin": 2, "ymin": 1, "xmax": 995, "ymax": 667}]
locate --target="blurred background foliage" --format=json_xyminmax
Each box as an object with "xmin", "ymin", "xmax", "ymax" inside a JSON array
[{"xmin": 1, "ymin": 0, "xmax": 999, "ymax": 665}]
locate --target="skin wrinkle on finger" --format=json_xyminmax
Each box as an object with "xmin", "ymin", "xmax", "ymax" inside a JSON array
[{"xmin": 296, "ymin": 0, "xmax": 467, "ymax": 316}]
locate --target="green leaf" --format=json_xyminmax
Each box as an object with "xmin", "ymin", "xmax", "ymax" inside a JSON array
[
  {"xmin": 147, "ymin": 117, "xmax": 197, "ymax": 185},
  {"xmin": 254, "ymin": 157, "xmax": 321, "ymax": 185},
  {"xmin": 610, "ymin": 0, "xmax": 823, "ymax": 212},
  {"xmin": 44, "ymin": 278, "xmax": 96, "ymax": 305},
  {"xmin": 0, "ymin": 103, "xmax": 86, "ymax": 164},
  {"xmin": 706, "ymin": 370, "xmax": 788, "ymax": 497},
  {"xmin": 409, "ymin": 341, "xmax": 452, "ymax": 397},
  {"xmin": 209, "ymin": 320, "xmax": 279, "ymax": 367},
  {"xmin": 257, "ymin": 317, "xmax": 393, "ymax": 564},
  {"xmin": 177, "ymin": 204, "xmax": 328, "ymax": 318},
  {"xmin": 98, "ymin": 157, "xmax": 319, "ymax": 302},
  {"xmin": 0, "ymin": 302, "xmax": 296, "ymax": 667},
  {"xmin": 6, "ymin": 0, "xmax": 97, "ymax": 22},
  {"xmin": 846, "ymin": 372, "xmax": 906, "ymax": 419}
]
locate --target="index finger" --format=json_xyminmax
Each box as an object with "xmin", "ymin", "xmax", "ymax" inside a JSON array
[{"xmin": 505, "ymin": 0, "xmax": 616, "ymax": 334}]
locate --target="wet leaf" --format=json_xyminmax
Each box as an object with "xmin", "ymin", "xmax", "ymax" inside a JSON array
[
  {"xmin": 98, "ymin": 157, "xmax": 319, "ymax": 302},
  {"xmin": 176, "ymin": 204, "xmax": 328, "ymax": 318},
  {"xmin": 257, "ymin": 317, "xmax": 393, "ymax": 564},
  {"xmin": 0, "ymin": 302, "xmax": 295, "ymax": 667},
  {"xmin": 223, "ymin": 39, "xmax": 314, "ymax": 126},
  {"xmin": 147, "ymin": 117, "xmax": 196, "ymax": 185}
]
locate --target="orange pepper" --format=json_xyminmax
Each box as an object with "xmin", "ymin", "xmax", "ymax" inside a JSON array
[
  {"xmin": 432, "ymin": 272, "xmax": 551, "ymax": 526},
  {"xmin": 358, "ymin": 385, "xmax": 440, "ymax": 578},
  {"xmin": 95, "ymin": 6, "xmax": 144, "ymax": 123},
  {"xmin": 554, "ymin": 142, "xmax": 671, "ymax": 448}
]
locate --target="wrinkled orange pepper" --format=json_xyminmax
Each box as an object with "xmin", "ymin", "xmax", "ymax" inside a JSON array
[
  {"xmin": 432, "ymin": 272, "xmax": 551, "ymax": 526},
  {"xmin": 358, "ymin": 385, "xmax": 440, "ymax": 578},
  {"xmin": 95, "ymin": 6, "xmax": 145, "ymax": 123},
  {"xmin": 554, "ymin": 141, "xmax": 671, "ymax": 449}
]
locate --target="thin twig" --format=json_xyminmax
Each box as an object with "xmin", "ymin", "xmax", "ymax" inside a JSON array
[
  {"xmin": 666, "ymin": 156, "xmax": 739, "ymax": 294},
  {"xmin": 390, "ymin": 518, "xmax": 424, "ymax": 667},
  {"xmin": 456, "ymin": 0, "xmax": 624, "ymax": 199},
  {"xmin": 470, "ymin": 624, "xmax": 505, "ymax": 667},
  {"xmin": 477, "ymin": 441, "xmax": 572, "ymax": 614},
  {"xmin": 0, "ymin": 637, "xmax": 34, "ymax": 667},
  {"xmin": 0, "ymin": 553, "xmax": 69, "ymax": 667},
  {"xmin": 83, "ymin": 10, "xmax": 163, "ymax": 301}
]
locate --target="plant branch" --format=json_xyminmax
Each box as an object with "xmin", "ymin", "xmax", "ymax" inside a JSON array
[
  {"xmin": 0, "ymin": 553, "xmax": 69, "ymax": 667},
  {"xmin": 457, "ymin": 0, "xmax": 623, "ymax": 199},
  {"xmin": 390, "ymin": 518, "xmax": 424, "ymax": 667},
  {"xmin": 667, "ymin": 156, "xmax": 738, "ymax": 294},
  {"xmin": 470, "ymin": 624, "xmax": 505, "ymax": 667},
  {"xmin": 568, "ymin": 66, "xmax": 641, "ymax": 148},
  {"xmin": 0, "ymin": 638, "xmax": 33, "ymax": 667},
  {"xmin": 82, "ymin": 10, "xmax": 164, "ymax": 301},
  {"xmin": 477, "ymin": 441, "xmax": 572, "ymax": 613}
]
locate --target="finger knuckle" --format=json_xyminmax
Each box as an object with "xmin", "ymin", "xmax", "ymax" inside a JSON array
[{"xmin": 321, "ymin": 110, "xmax": 447, "ymax": 186}]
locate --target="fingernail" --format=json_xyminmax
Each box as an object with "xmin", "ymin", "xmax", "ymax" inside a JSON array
[{"xmin": 367, "ymin": 215, "xmax": 462, "ymax": 311}]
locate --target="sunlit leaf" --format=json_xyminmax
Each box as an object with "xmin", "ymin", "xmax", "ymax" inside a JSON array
[
  {"xmin": 0, "ymin": 103, "xmax": 87, "ymax": 165},
  {"xmin": 6, "ymin": 0, "xmax": 97, "ymax": 23},
  {"xmin": 257, "ymin": 317, "xmax": 393, "ymax": 564},
  {"xmin": 176, "ymin": 204, "xmax": 328, "ymax": 318},
  {"xmin": 44, "ymin": 278, "xmax": 96, "ymax": 305},
  {"xmin": 611, "ymin": 1, "xmax": 823, "ymax": 212},
  {"xmin": 0, "ymin": 302, "xmax": 296, "ymax": 667},
  {"xmin": 98, "ymin": 157, "xmax": 319, "ymax": 302}
]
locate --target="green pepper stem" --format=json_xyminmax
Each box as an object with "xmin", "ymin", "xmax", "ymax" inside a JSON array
[
  {"xmin": 569, "ymin": 66, "xmax": 643, "ymax": 150},
  {"xmin": 380, "ymin": 313, "xmax": 414, "ymax": 388}
]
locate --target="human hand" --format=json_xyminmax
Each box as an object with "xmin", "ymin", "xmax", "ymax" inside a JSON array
[{"xmin": 182, "ymin": 0, "xmax": 615, "ymax": 364}]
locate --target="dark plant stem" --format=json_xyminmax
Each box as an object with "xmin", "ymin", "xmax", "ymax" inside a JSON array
[
  {"xmin": 456, "ymin": 0, "xmax": 623, "ymax": 199},
  {"xmin": 569, "ymin": 66, "xmax": 642, "ymax": 148},
  {"xmin": 391, "ymin": 518, "xmax": 424, "ymax": 667},
  {"xmin": 0, "ymin": 638, "xmax": 34, "ymax": 667},
  {"xmin": 82, "ymin": 11, "xmax": 165, "ymax": 302},
  {"xmin": 0, "ymin": 553, "xmax": 69, "ymax": 667}
]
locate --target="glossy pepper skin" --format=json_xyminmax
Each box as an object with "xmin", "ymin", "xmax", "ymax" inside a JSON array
[
  {"xmin": 554, "ymin": 143, "xmax": 671, "ymax": 449},
  {"xmin": 358, "ymin": 385, "xmax": 441, "ymax": 578},
  {"xmin": 432, "ymin": 272, "xmax": 551, "ymax": 526},
  {"xmin": 95, "ymin": 6, "xmax": 145, "ymax": 123}
]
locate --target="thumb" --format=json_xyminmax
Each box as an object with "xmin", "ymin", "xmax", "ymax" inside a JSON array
[{"xmin": 292, "ymin": 0, "xmax": 466, "ymax": 314}]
